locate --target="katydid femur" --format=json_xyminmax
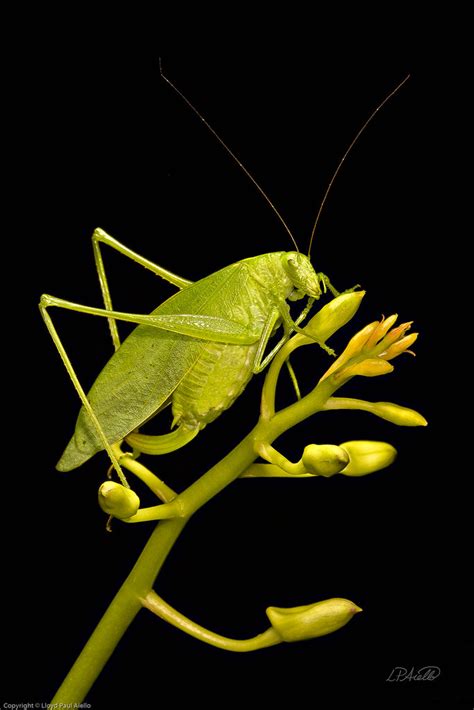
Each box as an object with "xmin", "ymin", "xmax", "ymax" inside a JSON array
[{"xmin": 40, "ymin": 70, "xmax": 409, "ymax": 485}]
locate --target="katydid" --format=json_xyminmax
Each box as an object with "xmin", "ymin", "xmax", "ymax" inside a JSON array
[
  {"xmin": 40, "ymin": 70, "xmax": 409, "ymax": 480},
  {"xmin": 41, "ymin": 234, "xmax": 333, "ymax": 474}
]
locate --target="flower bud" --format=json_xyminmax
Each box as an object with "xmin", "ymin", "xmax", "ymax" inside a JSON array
[
  {"xmin": 367, "ymin": 401, "xmax": 428, "ymax": 427},
  {"xmin": 304, "ymin": 291, "xmax": 365, "ymax": 342},
  {"xmin": 98, "ymin": 481, "xmax": 140, "ymax": 518},
  {"xmin": 302, "ymin": 444, "xmax": 349, "ymax": 477},
  {"xmin": 339, "ymin": 440, "xmax": 397, "ymax": 476},
  {"xmin": 266, "ymin": 597, "xmax": 362, "ymax": 642}
]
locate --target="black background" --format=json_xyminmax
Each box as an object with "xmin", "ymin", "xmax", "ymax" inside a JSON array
[{"xmin": 7, "ymin": 33, "xmax": 470, "ymax": 709}]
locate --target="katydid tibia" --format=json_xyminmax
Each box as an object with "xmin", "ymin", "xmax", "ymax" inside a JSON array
[{"xmin": 40, "ymin": 69, "xmax": 409, "ymax": 479}]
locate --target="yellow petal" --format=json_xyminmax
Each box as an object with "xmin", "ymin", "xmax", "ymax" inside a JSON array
[
  {"xmin": 334, "ymin": 358, "xmax": 394, "ymax": 382},
  {"xmin": 364, "ymin": 314, "xmax": 398, "ymax": 350},
  {"xmin": 379, "ymin": 321, "xmax": 413, "ymax": 349},
  {"xmin": 382, "ymin": 332, "xmax": 419, "ymax": 360},
  {"xmin": 320, "ymin": 321, "xmax": 379, "ymax": 381}
]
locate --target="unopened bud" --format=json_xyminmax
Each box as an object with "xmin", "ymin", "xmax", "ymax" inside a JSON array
[
  {"xmin": 266, "ymin": 597, "xmax": 362, "ymax": 642},
  {"xmin": 304, "ymin": 291, "xmax": 365, "ymax": 342},
  {"xmin": 339, "ymin": 440, "xmax": 397, "ymax": 476},
  {"xmin": 98, "ymin": 481, "xmax": 140, "ymax": 518},
  {"xmin": 367, "ymin": 401, "xmax": 428, "ymax": 427},
  {"xmin": 302, "ymin": 444, "xmax": 349, "ymax": 477}
]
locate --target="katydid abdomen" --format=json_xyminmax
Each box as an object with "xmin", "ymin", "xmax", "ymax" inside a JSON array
[
  {"xmin": 56, "ymin": 251, "xmax": 322, "ymax": 472},
  {"xmin": 172, "ymin": 340, "xmax": 259, "ymax": 427}
]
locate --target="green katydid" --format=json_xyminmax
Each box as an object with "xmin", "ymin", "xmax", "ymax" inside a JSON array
[{"xmin": 40, "ymin": 69, "xmax": 409, "ymax": 484}]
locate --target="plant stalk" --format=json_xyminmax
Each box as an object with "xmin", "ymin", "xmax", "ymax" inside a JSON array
[
  {"xmin": 51, "ymin": 516, "xmax": 188, "ymax": 703},
  {"xmin": 51, "ymin": 376, "xmax": 337, "ymax": 703}
]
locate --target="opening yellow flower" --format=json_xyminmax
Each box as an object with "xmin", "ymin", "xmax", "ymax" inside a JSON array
[{"xmin": 320, "ymin": 315, "xmax": 418, "ymax": 384}]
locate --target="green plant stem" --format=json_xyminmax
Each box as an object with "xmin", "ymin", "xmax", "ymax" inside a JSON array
[
  {"xmin": 51, "ymin": 426, "xmax": 262, "ymax": 702},
  {"xmin": 51, "ymin": 374, "xmax": 339, "ymax": 703},
  {"xmin": 142, "ymin": 590, "xmax": 281, "ymax": 651},
  {"xmin": 260, "ymin": 334, "xmax": 310, "ymax": 419},
  {"xmin": 241, "ymin": 463, "xmax": 316, "ymax": 478},
  {"xmin": 111, "ymin": 443, "xmax": 176, "ymax": 502},
  {"xmin": 51, "ymin": 516, "xmax": 188, "ymax": 704}
]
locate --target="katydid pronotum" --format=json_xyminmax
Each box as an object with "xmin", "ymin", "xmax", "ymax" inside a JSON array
[{"xmin": 40, "ymin": 69, "xmax": 409, "ymax": 486}]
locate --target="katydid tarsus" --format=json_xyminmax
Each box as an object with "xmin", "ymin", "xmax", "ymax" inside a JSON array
[{"xmin": 40, "ymin": 69, "xmax": 409, "ymax": 486}]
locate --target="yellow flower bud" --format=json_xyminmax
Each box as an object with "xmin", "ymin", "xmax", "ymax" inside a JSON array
[
  {"xmin": 368, "ymin": 401, "xmax": 427, "ymax": 426},
  {"xmin": 339, "ymin": 440, "xmax": 397, "ymax": 476},
  {"xmin": 98, "ymin": 481, "xmax": 140, "ymax": 519},
  {"xmin": 304, "ymin": 291, "xmax": 365, "ymax": 342},
  {"xmin": 302, "ymin": 444, "xmax": 349, "ymax": 477},
  {"xmin": 266, "ymin": 598, "xmax": 362, "ymax": 642}
]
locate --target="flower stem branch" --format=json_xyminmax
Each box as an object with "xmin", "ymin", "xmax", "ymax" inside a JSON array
[
  {"xmin": 111, "ymin": 443, "xmax": 177, "ymax": 503},
  {"xmin": 322, "ymin": 397, "xmax": 428, "ymax": 427},
  {"xmin": 50, "ymin": 297, "xmax": 425, "ymax": 703},
  {"xmin": 142, "ymin": 591, "xmax": 281, "ymax": 652},
  {"xmin": 51, "ymin": 516, "xmax": 189, "ymax": 704},
  {"xmin": 241, "ymin": 463, "xmax": 316, "ymax": 478},
  {"xmin": 51, "ymin": 363, "xmax": 343, "ymax": 702}
]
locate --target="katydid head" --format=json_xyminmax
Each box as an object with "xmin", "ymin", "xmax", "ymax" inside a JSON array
[{"xmin": 281, "ymin": 252, "xmax": 322, "ymax": 301}]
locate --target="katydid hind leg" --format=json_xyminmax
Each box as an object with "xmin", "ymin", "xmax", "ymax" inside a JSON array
[
  {"xmin": 92, "ymin": 228, "xmax": 193, "ymax": 289},
  {"xmin": 41, "ymin": 293, "xmax": 259, "ymax": 345},
  {"xmin": 39, "ymin": 297, "xmax": 128, "ymax": 484},
  {"xmin": 92, "ymin": 228, "xmax": 194, "ymax": 351}
]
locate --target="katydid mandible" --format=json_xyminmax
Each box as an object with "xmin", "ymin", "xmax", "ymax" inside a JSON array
[{"xmin": 40, "ymin": 70, "xmax": 409, "ymax": 480}]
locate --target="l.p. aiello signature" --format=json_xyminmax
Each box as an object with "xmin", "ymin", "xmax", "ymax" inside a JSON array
[{"xmin": 386, "ymin": 666, "xmax": 440, "ymax": 682}]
